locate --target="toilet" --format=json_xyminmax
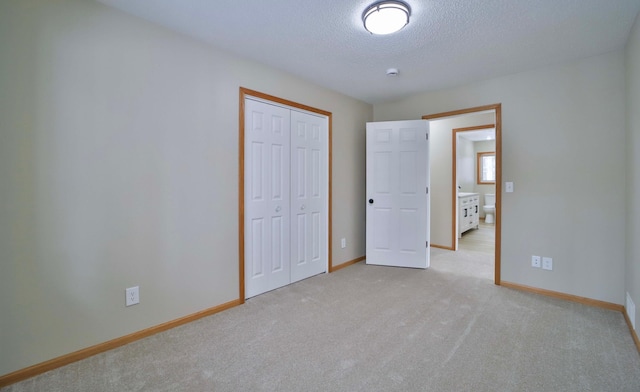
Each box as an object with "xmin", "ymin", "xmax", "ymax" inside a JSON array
[{"xmin": 483, "ymin": 194, "xmax": 495, "ymax": 224}]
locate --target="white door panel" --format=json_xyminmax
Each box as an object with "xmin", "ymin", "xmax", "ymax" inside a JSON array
[
  {"xmin": 245, "ymin": 99, "xmax": 291, "ymax": 298},
  {"xmin": 290, "ymin": 110, "xmax": 327, "ymax": 283},
  {"xmin": 366, "ymin": 120, "xmax": 430, "ymax": 269}
]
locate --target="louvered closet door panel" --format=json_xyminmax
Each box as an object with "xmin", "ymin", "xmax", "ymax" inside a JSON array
[
  {"xmin": 290, "ymin": 110, "xmax": 327, "ymax": 283},
  {"xmin": 245, "ymin": 99, "xmax": 291, "ymax": 298}
]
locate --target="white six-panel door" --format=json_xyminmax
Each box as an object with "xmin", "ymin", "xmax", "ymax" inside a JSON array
[
  {"xmin": 245, "ymin": 98, "xmax": 328, "ymax": 298},
  {"xmin": 366, "ymin": 120, "xmax": 430, "ymax": 269},
  {"xmin": 290, "ymin": 110, "xmax": 327, "ymax": 283},
  {"xmin": 245, "ymin": 99, "xmax": 292, "ymax": 298}
]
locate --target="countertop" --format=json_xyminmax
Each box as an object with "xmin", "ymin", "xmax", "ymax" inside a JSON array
[{"xmin": 458, "ymin": 192, "xmax": 479, "ymax": 197}]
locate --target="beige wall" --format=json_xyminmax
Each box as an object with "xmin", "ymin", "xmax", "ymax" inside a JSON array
[
  {"xmin": 457, "ymin": 137, "xmax": 475, "ymax": 192},
  {"xmin": 0, "ymin": 0, "xmax": 372, "ymax": 376},
  {"xmin": 374, "ymin": 50, "xmax": 627, "ymax": 305},
  {"xmin": 626, "ymin": 13, "xmax": 640, "ymax": 330}
]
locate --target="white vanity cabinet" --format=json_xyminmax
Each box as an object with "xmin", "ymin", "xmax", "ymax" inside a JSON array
[{"xmin": 458, "ymin": 193, "xmax": 479, "ymax": 238}]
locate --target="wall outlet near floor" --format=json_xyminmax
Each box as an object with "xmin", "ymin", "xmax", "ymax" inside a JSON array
[
  {"xmin": 627, "ymin": 292, "xmax": 636, "ymax": 330},
  {"xmin": 341, "ymin": 238, "xmax": 346, "ymax": 249},
  {"xmin": 531, "ymin": 255, "xmax": 541, "ymax": 268},
  {"xmin": 542, "ymin": 257, "xmax": 553, "ymax": 271},
  {"xmin": 126, "ymin": 286, "xmax": 140, "ymax": 307}
]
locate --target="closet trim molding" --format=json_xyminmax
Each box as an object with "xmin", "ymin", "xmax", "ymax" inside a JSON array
[{"xmin": 238, "ymin": 87, "xmax": 333, "ymax": 303}]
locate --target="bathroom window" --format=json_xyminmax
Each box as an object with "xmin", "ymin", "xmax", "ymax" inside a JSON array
[{"xmin": 477, "ymin": 152, "xmax": 495, "ymax": 184}]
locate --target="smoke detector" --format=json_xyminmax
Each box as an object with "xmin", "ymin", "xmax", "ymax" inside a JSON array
[{"xmin": 386, "ymin": 68, "xmax": 399, "ymax": 76}]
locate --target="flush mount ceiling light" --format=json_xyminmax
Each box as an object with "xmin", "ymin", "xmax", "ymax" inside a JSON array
[{"xmin": 363, "ymin": 1, "xmax": 410, "ymax": 35}]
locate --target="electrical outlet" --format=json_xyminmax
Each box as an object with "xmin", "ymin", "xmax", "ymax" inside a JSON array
[
  {"xmin": 341, "ymin": 238, "xmax": 346, "ymax": 249},
  {"xmin": 627, "ymin": 292, "xmax": 636, "ymax": 330},
  {"xmin": 542, "ymin": 257, "xmax": 553, "ymax": 271},
  {"xmin": 531, "ymin": 255, "xmax": 541, "ymax": 268},
  {"xmin": 126, "ymin": 286, "xmax": 140, "ymax": 307}
]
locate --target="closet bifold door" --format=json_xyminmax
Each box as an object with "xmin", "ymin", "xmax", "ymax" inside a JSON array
[
  {"xmin": 244, "ymin": 99, "xmax": 291, "ymax": 298},
  {"xmin": 290, "ymin": 110, "xmax": 327, "ymax": 283}
]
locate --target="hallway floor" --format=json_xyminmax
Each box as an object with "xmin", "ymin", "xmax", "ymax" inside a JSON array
[{"xmin": 459, "ymin": 220, "xmax": 495, "ymax": 254}]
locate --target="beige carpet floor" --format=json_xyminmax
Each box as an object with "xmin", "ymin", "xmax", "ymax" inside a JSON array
[{"xmin": 4, "ymin": 235, "xmax": 640, "ymax": 391}]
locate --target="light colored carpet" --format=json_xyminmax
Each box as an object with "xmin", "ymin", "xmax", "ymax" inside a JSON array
[{"xmin": 4, "ymin": 246, "xmax": 640, "ymax": 391}]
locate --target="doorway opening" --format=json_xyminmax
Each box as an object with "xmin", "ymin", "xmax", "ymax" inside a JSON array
[
  {"xmin": 454, "ymin": 124, "xmax": 496, "ymax": 250},
  {"xmin": 422, "ymin": 104, "xmax": 502, "ymax": 285}
]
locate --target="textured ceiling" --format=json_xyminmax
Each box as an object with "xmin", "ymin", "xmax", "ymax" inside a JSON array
[{"xmin": 96, "ymin": 0, "xmax": 640, "ymax": 104}]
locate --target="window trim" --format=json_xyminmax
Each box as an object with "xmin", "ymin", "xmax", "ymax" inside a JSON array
[{"xmin": 477, "ymin": 151, "xmax": 496, "ymax": 185}]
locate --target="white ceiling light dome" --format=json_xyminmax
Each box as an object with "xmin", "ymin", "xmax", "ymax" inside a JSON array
[{"xmin": 363, "ymin": 1, "xmax": 411, "ymax": 35}]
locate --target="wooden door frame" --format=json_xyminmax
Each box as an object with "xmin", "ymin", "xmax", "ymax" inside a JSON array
[
  {"xmin": 239, "ymin": 87, "xmax": 333, "ymax": 302},
  {"xmin": 423, "ymin": 104, "xmax": 502, "ymax": 285}
]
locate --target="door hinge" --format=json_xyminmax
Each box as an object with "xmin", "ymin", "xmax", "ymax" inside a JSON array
[
  {"xmin": 426, "ymin": 187, "xmax": 429, "ymax": 194},
  {"xmin": 426, "ymin": 133, "xmax": 429, "ymax": 140},
  {"xmin": 426, "ymin": 241, "xmax": 429, "ymax": 248}
]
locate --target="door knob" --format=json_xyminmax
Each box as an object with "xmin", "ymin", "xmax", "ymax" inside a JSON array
[
  {"xmin": 369, "ymin": 199, "xmax": 374, "ymax": 204},
  {"xmin": 275, "ymin": 206, "xmax": 281, "ymax": 212},
  {"xmin": 301, "ymin": 205, "xmax": 306, "ymax": 210}
]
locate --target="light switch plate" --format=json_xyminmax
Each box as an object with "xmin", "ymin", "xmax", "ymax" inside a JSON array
[{"xmin": 505, "ymin": 182, "xmax": 514, "ymax": 193}]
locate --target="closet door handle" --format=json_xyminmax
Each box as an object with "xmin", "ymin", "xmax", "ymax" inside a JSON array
[
  {"xmin": 369, "ymin": 199, "xmax": 374, "ymax": 204},
  {"xmin": 300, "ymin": 205, "xmax": 306, "ymax": 211},
  {"xmin": 275, "ymin": 206, "xmax": 281, "ymax": 213}
]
